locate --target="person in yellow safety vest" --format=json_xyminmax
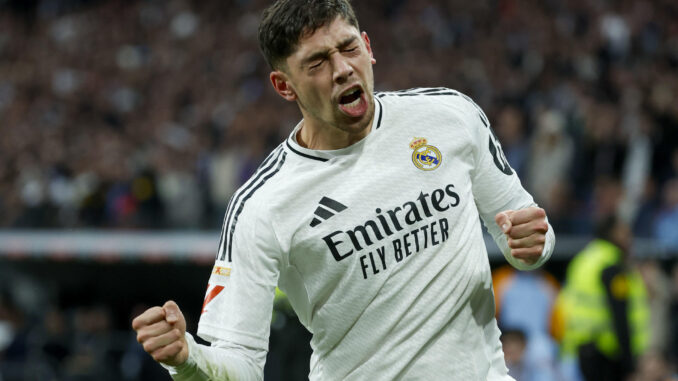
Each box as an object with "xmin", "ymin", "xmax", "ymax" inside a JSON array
[{"xmin": 555, "ymin": 214, "xmax": 650, "ymax": 381}]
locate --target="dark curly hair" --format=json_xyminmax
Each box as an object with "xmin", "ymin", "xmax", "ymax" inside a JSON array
[{"xmin": 258, "ymin": 0, "xmax": 359, "ymax": 70}]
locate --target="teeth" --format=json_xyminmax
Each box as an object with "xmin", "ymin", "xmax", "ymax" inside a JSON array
[
  {"xmin": 344, "ymin": 93, "xmax": 361, "ymax": 108},
  {"xmin": 339, "ymin": 88, "xmax": 361, "ymax": 109},
  {"xmin": 342, "ymin": 88, "xmax": 359, "ymax": 97}
]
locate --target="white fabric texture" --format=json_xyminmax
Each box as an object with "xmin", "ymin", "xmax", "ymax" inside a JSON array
[{"xmin": 166, "ymin": 88, "xmax": 554, "ymax": 380}]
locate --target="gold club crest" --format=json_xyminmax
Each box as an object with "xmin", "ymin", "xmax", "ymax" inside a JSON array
[{"xmin": 410, "ymin": 137, "xmax": 442, "ymax": 171}]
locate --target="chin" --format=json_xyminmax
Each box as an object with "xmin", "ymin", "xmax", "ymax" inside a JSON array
[
  {"xmin": 339, "ymin": 115, "xmax": 373, "ymax": 135},
  {"xmin": 339, "ymin": 105, "xmax": 375, "ymax": 134}
]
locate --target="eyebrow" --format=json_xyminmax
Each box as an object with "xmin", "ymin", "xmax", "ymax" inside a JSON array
[{"xmin": 300, "ymin": 36, "xmax": 359, "ymax": 67}]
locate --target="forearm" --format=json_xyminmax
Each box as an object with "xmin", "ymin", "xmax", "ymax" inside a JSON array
[
  {"xmin": 462, "ymin": 91, "xmax": 555, "ymax": 270},
  {"xmin": 163, "ymin": 333, "xmax": 265, "ymax": 381}
]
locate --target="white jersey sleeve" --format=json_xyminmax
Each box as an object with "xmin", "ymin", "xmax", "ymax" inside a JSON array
[
  {"xmin": 165, "ymin": 148, "xmax": 288, "ymax": 380},
  {"xmin": 459, "ymin": 95, "xmax": 555, "ymax": 270},
  {"xmin": 163, "ymin": 333, "xmax": 266, "ymax": 380}
]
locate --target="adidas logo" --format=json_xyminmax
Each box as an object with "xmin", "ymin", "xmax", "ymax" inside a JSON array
[{"xmin": 310, "ymin": 197, "xmax": 348, "ymax": 227}]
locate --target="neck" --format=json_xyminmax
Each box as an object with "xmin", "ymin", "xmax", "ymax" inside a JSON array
[{"xmin": 296, "ymin": 120, "xmax": 372, "ymax": 150}]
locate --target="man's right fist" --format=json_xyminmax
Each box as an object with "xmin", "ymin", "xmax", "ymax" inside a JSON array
[{"xmin": 132, "ymin": 300, "xmax": 189, "ymax": 366}]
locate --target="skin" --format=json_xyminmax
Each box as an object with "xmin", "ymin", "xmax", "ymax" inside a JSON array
[
  {"xmin": 269, "ymin": 17, "xmax": 377, "ymax": 150},
  {"xmin": 132, "ymin": 300, "xmax": 188, "ymax": 366},
  {"xmin": 495, "ymin": 207, "xmax": 549, "ymax": 265},
  {"xmin": 132, "ymin": 15, "xmax": 549, "ymax": 368}
]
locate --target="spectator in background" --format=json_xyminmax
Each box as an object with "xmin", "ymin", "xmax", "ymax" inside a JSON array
[
  {"xmin": 525, "ymin": 109, "xmax": 574, "ymax": 232},
  {"xmin": 558, "ymin": 215, "xmax": 650, "ymax": 381},
  {"xmin": 632, "ymin": 178, "xmax": 661, "ymax": 239},
  {"xmin": 63, "ymin": 305, "xmax": 116, "ymax": 381},
  {"xmin": 37, "ymin": 307, "xmax": 72, "ymax": 379},
  {"xmin": 631, "ymin": 263, "xmax": 678, "ymax": 381},
  {"xmin": 494, "ymin": 104, "xmax": 529, "ymax": 179},
  {"xmin": 0, "ymin": 293, "xmax": 30, "ymax": 381},
  {"xmin": 637, "ymin": 260, "xmax": 672, "ymax": 356},
  {"xmin": 493, "ymin": 265, "xmax": 560, "ymax": 381},
  {"xmin": 632, "ymin": 351, "xmax": 678, "ymax": 381},
  {"xmin": 1, "ymin": 0, "xmax": 678, "ymax": 233},
  {"xmin": 655, "ymin": 179, "xmax": 678, "ymax": 251},
  {"xmin": 500, "ymin": 329, "xmax": 529, "ymax": 381},
  {"xmin": 572, "ymin": 103, "xmax": 628, "ymax": 203}
]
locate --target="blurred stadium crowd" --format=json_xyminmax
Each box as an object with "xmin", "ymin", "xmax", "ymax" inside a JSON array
[
  {"xmin": 1, "ymin": 0, "xmax": 678, "ymax": 380},
  {"xmin": 0, "ymin": 0, "xmax": 677, "ymax": 248}
]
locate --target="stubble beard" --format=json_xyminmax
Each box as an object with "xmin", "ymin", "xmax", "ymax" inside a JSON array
[{"xmin": 335, "ymin": 93, "xmax": 375, "ymax": 135}]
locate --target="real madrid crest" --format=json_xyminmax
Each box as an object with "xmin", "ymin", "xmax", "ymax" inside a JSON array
[{"xmin": 410, "ymin": 137, "xmax": 442, "ymax": 171}]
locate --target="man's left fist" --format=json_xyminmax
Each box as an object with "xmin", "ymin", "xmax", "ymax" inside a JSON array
[{"xmin": 494, "ymin": 207, "xmax": 548, "ymax": 265}]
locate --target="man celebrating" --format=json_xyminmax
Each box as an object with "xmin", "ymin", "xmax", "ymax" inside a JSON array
[{"xmin": 132, "ymin": 1, "xmax": 555, "ymax": 380}]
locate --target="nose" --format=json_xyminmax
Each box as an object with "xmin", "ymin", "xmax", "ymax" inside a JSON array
[{"xmin": 332, "ymin": 54, "xmax": 353, "ymax": 84}]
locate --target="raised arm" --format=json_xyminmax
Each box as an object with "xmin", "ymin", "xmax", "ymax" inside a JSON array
[
  {"xmin": 132, "ymin": 301, "xmax": 266, "ymax": 381},
  {"xmin": 461, "ymin": 95, "xmax": 555, "ymax": 270},
  {"xmin": 132, "ymin": 178, "xmax": 285, "ymax": 380}
]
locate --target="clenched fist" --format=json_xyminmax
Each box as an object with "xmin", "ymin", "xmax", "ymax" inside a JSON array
[
  {"xmin": 132, "ymin": 300, "xmax": 189, "ymax": 366},
  {"xmin": 494, "ymin": 207, "xmax": 548, "ymax": 265}
]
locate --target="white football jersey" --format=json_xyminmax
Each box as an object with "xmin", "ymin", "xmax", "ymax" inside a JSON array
[{"xmin": 178, "ymin": 88, "xmax": 554, "ymax": 381}]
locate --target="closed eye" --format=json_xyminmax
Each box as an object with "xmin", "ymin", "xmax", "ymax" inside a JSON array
[{"xmin": 309, "ymin": 60, "xmax": 324, "ymax": 70}]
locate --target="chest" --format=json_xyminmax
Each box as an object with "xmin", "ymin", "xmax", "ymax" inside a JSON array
[{"xmin": 276, "ymin": 121, "xmax": 479, "ymax": 293}]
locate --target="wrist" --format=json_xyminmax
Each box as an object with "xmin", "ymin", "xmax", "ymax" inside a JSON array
[{"xmin": 161, "ymin": 333, "xmax": 195, "ymax": 375}]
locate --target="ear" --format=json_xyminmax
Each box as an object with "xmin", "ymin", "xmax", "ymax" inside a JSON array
[
  {"xmin": 270, "ymin": 71, "xmax": 297, "ymax": 101},
  {"xmin": 362, "ymin": 32, "xmax": 376, "ymax": 65}
]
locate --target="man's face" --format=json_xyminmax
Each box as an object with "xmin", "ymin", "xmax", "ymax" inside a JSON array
[{"xmin": 272, "ymin": 17, "xmax": 376, "ymax": 135}]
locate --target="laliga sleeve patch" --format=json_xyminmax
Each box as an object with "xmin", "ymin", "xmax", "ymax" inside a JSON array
[{"xmin": 212, "ymin": 265, "xmax": 232, "ymax": 278}]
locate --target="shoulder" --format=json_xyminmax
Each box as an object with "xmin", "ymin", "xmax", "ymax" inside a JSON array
[
  {"xmin": 375, "ymin": 87, "xmax": 471, "ymax": 106},
  {"xmin": 217, "ymin": 144, "xmax": 289, "ymax": 262},
  {"xmin": 375, "ymin": 86, "xmax": 460, "ymax": 98},
  {"xmin": 376, "ymin": 87, "xmax": 462, "ymax": 109},
  {"xmin": 375, "ymin": 87, "xmax": 485, "ymax": 125},
  {"xmin": 227, "ymin": 144, "xmax": 290, "ymax": 223}
]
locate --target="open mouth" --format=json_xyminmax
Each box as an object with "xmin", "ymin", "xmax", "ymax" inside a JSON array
[
  {"xmin": 337, "ymin": 86, "xmax": 367, "ymax": 118},
  {"xmin": 339, "ymin": 88, "xmax": 363, "ymax": 106}
]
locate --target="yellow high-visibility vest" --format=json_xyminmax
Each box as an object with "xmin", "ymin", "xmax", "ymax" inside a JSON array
[{"xmin": 558, "ymin": 240, "xmax": 650, "ymax": 359}]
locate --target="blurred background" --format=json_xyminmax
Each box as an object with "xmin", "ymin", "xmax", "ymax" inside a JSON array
[{"xmin": 0, "ymin": 0, "xmax": 677, "ymax": 380}]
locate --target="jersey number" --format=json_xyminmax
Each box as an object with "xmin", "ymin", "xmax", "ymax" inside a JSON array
[{"xmin": 488, "ymin": 130, "xmax": 513, "ymax": 176}]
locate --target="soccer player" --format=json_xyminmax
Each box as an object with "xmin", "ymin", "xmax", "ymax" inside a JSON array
[{"xmin": 132, "ymin": 1, "xmax": 555, "ymax": 380}]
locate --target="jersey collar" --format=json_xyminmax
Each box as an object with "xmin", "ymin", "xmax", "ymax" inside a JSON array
[{"xmin": 285, "ymin": 97, "xmax": 383, "ymax": 162}]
